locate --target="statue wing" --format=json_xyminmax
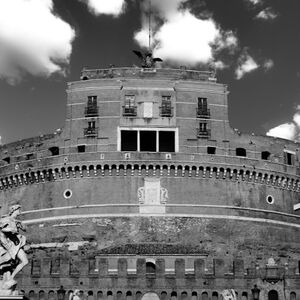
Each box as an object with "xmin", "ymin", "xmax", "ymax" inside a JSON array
[
  {"xmin": 153, "ymin": 57, "xmax": 163, "ymax": 62},
  {"xmin": 133, "ymin": 50, "xmax": 144, "ymax": 60}
]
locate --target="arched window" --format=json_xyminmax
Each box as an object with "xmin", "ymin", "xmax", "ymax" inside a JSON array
[
  {"xmin": 87, "ymin": 291, "xmax": 94, "ymax": 300},
  {"xmin": 268, "ymin": 290, "xmax": 278, "ymax": 300},
  {"xmin": 107, "ymin": 291, "xmax": 113, "ymax": 300},
  {"xmin": 236, "ymin": 148, "xmax": 247, "ymax": 157},
  {"xmin": 171, "ymin": 292, "xmax": 177, "ymax": 300},
  {"xmin": 161, "ymin": 292, "xmax": 167, "ymax": 300},
  {"xmin": 48, "ymin": 291, "xmax": 55, "ymax": 300},
  {"xmin": 97, "ymin": 292, "xmax": 103, "ymax": 300},
  {"xmin": 201, "ymin": 292, "xmax": 208, "ymax": 300},
  {"xmin": 290, "ymin": 292, "xmax": 296, "ymax": 300},
  {"xmin": 39, "ymin": 291, "xmax": 46, "ymax": 300},
  {"xmin": 126, "ymin": 291, "xmax": 132, "ymax": 300},
  {"xmin": 146, "ymin": 261, "xmax": 156, "ymax": 274},
  {"xmin": 212, "ymin": 292, "xmax": 218, "ymax": 300},
  {"xmin": 29, "ymin": 291, "xmax": 36, "ymax": 300},
  {"xmin": 242, "ymin": 292, "xmax": 248, "ymax": 300},
  {"xmin": 191, "ymin": 292, "xmax": 198, "ymax": 300}
]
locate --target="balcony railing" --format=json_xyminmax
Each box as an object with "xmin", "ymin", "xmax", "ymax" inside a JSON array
[
  {"xmin": 197, "ymin": 129, "xmax": 211, "ymax": 138},
  {"xmin": 197, "ymin": 108, "xmax": 210, "ymax": 118},
  {"xmin": 122, "ymin": 106, "xmax": 137, "ymax": 117},
  {"xmin": 84, "ymin": 127, "xmax": 98, "ymax": 137},
  {"xmin": 159, "ymin": 106, "xmax": 173, "ymax": 117},
  {"xmin": 85, "ymin": 106, "xmax": 98, "ymax": 117}
]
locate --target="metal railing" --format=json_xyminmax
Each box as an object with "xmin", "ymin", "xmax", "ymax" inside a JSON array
[
  {"xmin": 85, "ymin": 106, "xmax": 98, "ymax": 117},
  {"xmin": 196, "ymin": 108, "xmax": 210, "ymax": 118},
  {"xmin": 84, "ymin": 127, "xmax": 98, "ymax": 137},
  {"xmin": 122, "ymin": 106, "xmax": 137, "ymax": 117}
]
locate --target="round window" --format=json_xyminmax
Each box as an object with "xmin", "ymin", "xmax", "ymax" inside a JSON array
[
  {"xmin": 266, "ymin": 195, "xmax": 274, "ymax": 204},
  {"xmin": 63, "ymin": 189, "xmax": 72, "ymax": 199}
]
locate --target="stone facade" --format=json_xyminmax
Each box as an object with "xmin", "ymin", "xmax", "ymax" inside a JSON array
[{"xmin": 0, "ymin": 67, "xmax": 299, "ymax": 300}]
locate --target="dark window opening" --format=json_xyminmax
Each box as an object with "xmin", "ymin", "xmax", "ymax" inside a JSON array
[
  {"xmin": 207, "ymin": 146, "xmax": 216, "ymax": 154},
  {"xmin": 236, "ymin": 148, "xmax": 246, "ymax": 157},
  {"xmin": 26, "ymin": 153, "xmax": 34, "ymax": 160},
  {"xmin": 198, "ymin": 122, "xmax": 210, "ymax": 138},
  {"xmin": 84, "ymin": 121, "xmax": 97, "ymax": 137},
  {"xmin": 197, "ymin": 97, "xmax": 210, "ymax": 118},
  {"xmin": 85, "ymin": 96, "xmax": 98, "ymax": 117},
  {"xmin": 160, "ymin": 96, "xmax": 173, "ymax": 117},
  {"xmin": 159, "ymin": 131, "xmax": 175, "ymax": 152},
  {"xmin": 77, "ymin": 145, "xmax": 86, "ymax": 153},
  {"xmin": 123, "ymin": 95, "xmax": 137, "ymax": 116},
  {"xmin": 2, "ymin": 157, "xmax": 10, "ymax": 164},
  {"xmin": 140, "ymin": 131, "xmax": 156, "ymax": 152},
  {"xmin": 268, "ymin": 291, "xmax": 278, "ymax": 300},
  {"xmin": 284, "ymin": 152, "xmax": 293, "ymax": 165},
  {"xmin": 261, "ymin": 151, "xmax": 270, "ymax": 160},
  {"xmin": 121, "ymin": 131, "xmax": 137, "ymax": 151},
  {"xmin": 146, "ymin": 262, "xmax": 156, "ymax": 274},
  {"xmin": 49, "ymin": 147, "xmax": 59, "ymax": 156}
]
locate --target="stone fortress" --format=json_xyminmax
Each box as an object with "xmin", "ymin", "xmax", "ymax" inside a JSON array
[{"xmin": 0, "ymin": 64, "xmax": 299, "ymax": 300}]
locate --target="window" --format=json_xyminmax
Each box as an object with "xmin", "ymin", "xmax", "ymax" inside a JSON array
[
  {"xmin": 261, "ymin": 151, "xmax": 270, "ymax": 160},
  {"xmin": 2, "ymin": 157, "xmax": 10, "ymax": 164},
  {"xmin": 121, "ymin": 130, "xmax": 137, "ymax": 151},
  {"xmin": 236, "ymin": 148, "xmax": 246, "ymax": 157},
  {"xmin": 197, "ymin": 97, "xmax": 210, "ymax": 118},
  {"xmin": 49, "ymin": 147, "xmax": 59, "ymax": 156},
  {"xmin": 140, "ymin": 131, "xmax": 156, "ymax": 151},
  {"xmin": 119, "ymin": 128, "xmax": 177, "ymax": 152},
  {"xmin": 77, "ymin": 145, "xmax": 86, "ymax": 153},
  {"xmin": 159, "ymin": 131, "xmax": 175, "ymax": 152},
  {"xmin": 85, "ymin": 96, "xmax": 98, "ymax": 117},
  {"xmin": 123, "ymin": 95, "xmax": 137, "ymax": 116},
  {"xmin": 146, "ymin": 261, "xmax": 156, "ymax": 274},
  {"xmin": 198, "ymin": 122, "xmax": 210, "ymax": 138},
  {"xmin": 160, "ymin": 96, "xmax": 173, "ymax": 117},
  {"xmin": 84, "ymin": 121, "xmax": 97, "ymax": 137},
  {"xmin": 284, "ymin": 151, "xmax": 294, "ymax": 165},
  {"xmin": 207, "ymin": 146, "xmax": 216, "ymax": 154}
]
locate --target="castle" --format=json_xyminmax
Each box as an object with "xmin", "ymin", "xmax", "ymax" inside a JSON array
[{"xmin": 0, "ymin": 64, "xmax": 299, "ymax": 300}]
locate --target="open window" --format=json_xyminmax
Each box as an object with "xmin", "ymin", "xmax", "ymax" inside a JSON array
[
  {"xmin": 120, "ymin": 128, "xmax": 177, "ymax": 152},
  {"xmin": 236, "ymin": 148, "xmax": 246, "ymax": 157},
  {"xmin": 49, "ymin": 146, "xmax": 59, "ymax": 156},
  {"xmin": 121, "ymin": 130, "xmax": 138, "ymax": 151}
]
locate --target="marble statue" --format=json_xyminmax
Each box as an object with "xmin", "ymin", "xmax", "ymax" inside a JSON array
[{"xmin": 0, "ymin": 204, "xmax": 28, "ymax": 294}]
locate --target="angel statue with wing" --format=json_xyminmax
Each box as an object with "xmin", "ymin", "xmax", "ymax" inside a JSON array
[{"xmin": 0, "ymin": 205, "xmax": 28, "ymax": 292}]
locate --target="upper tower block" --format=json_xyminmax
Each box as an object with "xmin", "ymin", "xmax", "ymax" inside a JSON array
[{"xmin": 65, "ymin": 67, "xmax": 229, "ymax": 152}]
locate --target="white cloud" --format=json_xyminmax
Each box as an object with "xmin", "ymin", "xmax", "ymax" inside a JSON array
[
  {"xmin": 263, "ymin": 59, "xmax": 274, "ymax": 70},
  {"xmin": 245, "ymin": 0, "xmax": 263, "ymax": 6},
  {"xmin": 134, "ymin": 0, "xmax": 238, "ymax": 67},
  {"xmin": 266, "ymin": 123, "xmax": 296, "ymax": 140},
  {"xmin": 266, "ymin": 111, "xmax": 300, "ymax": 141},
  {"xmin": 235, "ymin": 53, "xmax": 259, "ymax": 79},
  {"xmin": 81, "ymin": 0, "xmax": 126, "ymax": 17},
  {"xmin": 0, "ymin": 0, "xmax": 75, "ymax": 84},
  {"xmin": 256, "ymin": 7, "xmax": 278, "ymax": 20}
]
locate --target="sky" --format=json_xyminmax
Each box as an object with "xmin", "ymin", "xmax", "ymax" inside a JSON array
[{"xmin": 1, "ymin": 0, "xmax": 300, "ymax": 144}]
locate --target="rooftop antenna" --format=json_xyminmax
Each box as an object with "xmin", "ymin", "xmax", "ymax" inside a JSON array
[{"xmin": 148, "ymin": 0, "xmax": 151, "ymax": 52}]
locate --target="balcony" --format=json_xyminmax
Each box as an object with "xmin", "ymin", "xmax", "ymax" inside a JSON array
[
  {"xmin": 84, "ymin": 127, "xmax": 98, "ymax": 137},
  {"xmin": 122, "ymin": 106, "xmax": 137, "ymax": 117},
  {"xmin": 197, "ymin": 108, "xmax": 210, "ymax": 119},
  {"xmin": 160, "ymin": 106, "xmax": 173, "ymax": 117},
  {"xmin": 85, "ymin": 106, "xmax": 98, "ymax": 117},
  {"xmin": 197, "ymin": 129, "xmax": 211, "ymax": 138}
]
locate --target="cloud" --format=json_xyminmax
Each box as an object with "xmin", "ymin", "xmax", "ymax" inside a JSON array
[
  {"xmin": 266, "ymin": 110, "xmax": 300, "ymax": 141},
  {"xmin": 80, "ymin": 0, "xmax": 126, "ymax": 17},
  {"xmin": 0, "ymin": 0, "xmax": 75, "ymax": 84},
  {"xmin": 256, "ymin": 7, "xmax": 278, "ymax": 20},
  {"xmin": 248, "ymin": 0, "xmax": 262, "ymax": 4},
  {"xmin": 235, "ymin": 53, "xmax": 259, "ymax": 79},
  {"xmin": 134, "ymin": 0, "xmax": 238, "ymax": 67}
]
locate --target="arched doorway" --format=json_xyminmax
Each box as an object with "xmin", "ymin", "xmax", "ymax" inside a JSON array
[
  {"xmin": 268, "ymin": 290, "xmax": 278, "ymax": 300},
  {"xmin": 141, "ymin": 293, "xmax": 160, "ymax": 300}
]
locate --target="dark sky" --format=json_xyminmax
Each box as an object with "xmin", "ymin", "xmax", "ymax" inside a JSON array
[{"xmin": 1, "ymin": 0, "xmax": 300, "ymax": 144}]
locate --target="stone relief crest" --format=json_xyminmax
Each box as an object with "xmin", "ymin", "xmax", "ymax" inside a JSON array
[{"xmin": 137, "ymin": 178, "xmax": 168, "ymax": 213}]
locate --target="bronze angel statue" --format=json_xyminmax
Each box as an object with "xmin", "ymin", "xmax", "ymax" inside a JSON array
[
  {"xmin": 0, "ymin": 205, "xmax": 28, "ymax": 289},
  {"xmin": 133, "ymin": 50, "xmax": 163, "ymax": 68}
]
